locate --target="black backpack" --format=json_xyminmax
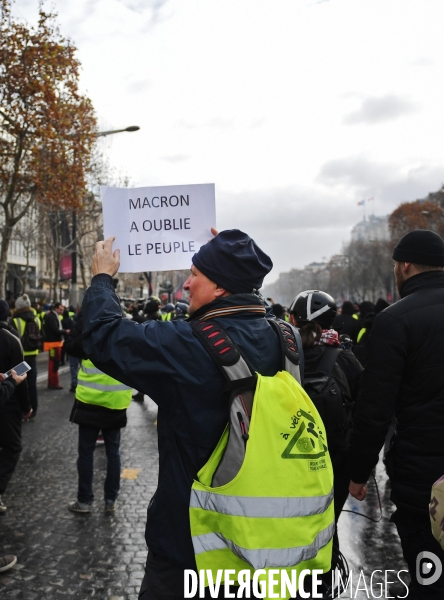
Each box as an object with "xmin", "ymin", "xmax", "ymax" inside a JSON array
[
  {"xmin": 16, "ymin": 317, "xmax": 44, "ymax": 352},
  {"xmin": 303, "ymin": 347, "xmax": 352, "ymax": 450}
]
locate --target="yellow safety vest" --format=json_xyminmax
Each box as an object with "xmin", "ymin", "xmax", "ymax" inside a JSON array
[
  {"xmin": 76, "ymin": 359, "xmax": 132, "ymax": 410},
  {"xmin": 190, "ymin": 371, "xmax": 334, "ymax": 598},
  {"xmin": 13, "ymin": 315, "xmax": 41, "ymax": 356}
]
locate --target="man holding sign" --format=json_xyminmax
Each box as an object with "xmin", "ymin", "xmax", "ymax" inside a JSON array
[{"xmin": 82, "ymin": 230, "xmax": 281, "ymax": 598}]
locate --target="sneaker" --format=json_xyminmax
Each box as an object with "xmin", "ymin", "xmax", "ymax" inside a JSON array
[
  {"xmin": 0, "ymin": 555, "xmax": 17, "ymax": 573},
  {"xmin": 48, "ymin": 385, "xmax": 63, "ymax": 390},
  {"xmin": 0, "ymin": 496, "xmax": 6, "ymax": 513},
  {"xmin": 68, "ymin": 500, "xmax": 92, "ymax": 513},
  {"xmin": 96, "ymin": 435, "xmax": 105, "ymax": 446},
  {"xmin": 69, "ymin": 386, "xmax": 76, "ymax": 393},
  {"xmin": 105, "ymin": 501, "xmax": 117, "ymax": 513}
]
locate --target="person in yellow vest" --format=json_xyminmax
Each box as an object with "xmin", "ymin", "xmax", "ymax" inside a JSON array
[
  {"xmin": 82, "ymin": 230, "xmax": 334, "ymax": 599},
  {"xmin": 12, "ymin": 294, "xmax": 42, "ymax": 420},
  {"xmin": 65, "ymin": 314, "xmax": 131, "ymax": 513}
]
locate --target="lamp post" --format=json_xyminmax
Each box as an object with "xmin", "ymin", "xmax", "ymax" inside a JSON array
[
  {"xmin": 70, "ymin": 125, "xmax": 140, "ymax": 307},
  {"xmin": 139, "ymin": 275, "xmax": 144, "ymax": 298}
]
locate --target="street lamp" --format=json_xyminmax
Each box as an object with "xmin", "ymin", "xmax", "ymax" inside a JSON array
[
  {"xmin": 139, "ymin": 275, "xmax": 144, "ymax": 298},
  {"xmin": 70, "ymin": 125, "xmax": 140, "ymax": 307},
  {"xmin": 95, "ymin": 125, "xmax": 140, "ymax": 138}
]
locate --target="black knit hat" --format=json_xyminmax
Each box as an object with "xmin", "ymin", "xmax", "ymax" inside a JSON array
[
  {"xmin": 392, "ymin": 229, "xmax": 444, "ymax": 267},
  {"xmin": 0, "ymin": 299, "xmax": 9, "ymax": 321},
  {"xmin": 192, "ymin": 229, "xmax": 273, "ymax": 293}
]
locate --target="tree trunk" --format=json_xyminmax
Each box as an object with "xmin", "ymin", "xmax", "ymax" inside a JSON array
[{"xmin": 0, "ymin": 222, "xmax": 13, "ymax": 297}]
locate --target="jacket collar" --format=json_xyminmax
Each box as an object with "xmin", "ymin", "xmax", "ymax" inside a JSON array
[
  {"xmin": 400, "ymin": 270, "xmax": 444, "ymax": 298},
  {"xmin": 188, "ymin": 293, "xmax": 267, "ymax": 322}
]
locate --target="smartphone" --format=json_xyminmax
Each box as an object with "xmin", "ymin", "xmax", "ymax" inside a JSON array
[{"xmin": 4, "ymin": 361, "xmax": 31, "ymax": 378}]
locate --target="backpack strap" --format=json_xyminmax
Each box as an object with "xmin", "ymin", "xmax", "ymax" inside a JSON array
[
  {"xmin": 316, "ymin": 347, "xmax": 342, "ymax": 378},
  {"xmin": 267, "ymin": 318, "xmax": 302, "ymax": 384},
  {"xmin": 190, "ymin": 320, "xmax": 256, "ymax": 389}
]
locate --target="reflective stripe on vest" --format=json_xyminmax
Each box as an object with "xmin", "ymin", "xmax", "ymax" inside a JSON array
[
  {"xmin": 77, "ymin": 359, "xmax": 132, "ymax": 409},
  {"xmin": 190, "ymin": 370, "xmax": 334, "ymax": 590},
  {"xmin": 357, "ymin": 327, "xmax": 366, "ymax": 344},
  {"xmin": 192, "ymin": 521, "xmax": 335, "ymax": 569},
  {"xmin": 190, "ymin": 488, "xmax": 334, "ymax": 518}
]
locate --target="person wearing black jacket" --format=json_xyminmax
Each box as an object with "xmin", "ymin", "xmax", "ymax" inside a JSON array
[
  {"xmin": 349, "ymin": 230, "xmax": 444, "ymax": 599},
  {"xmin": 0, "ymin": 359, "xmax": 28, "ymax": 573},
  {"xmin": 332, "ymin": 300, "xmax": 362, "ymax": 343},
  {"xmin": 43, "ymin": 302, "xmax": 70, "ymax": 389},
  {"xmin": 0, "ymin": 299, "xmax": 31, "ymax": 513}
]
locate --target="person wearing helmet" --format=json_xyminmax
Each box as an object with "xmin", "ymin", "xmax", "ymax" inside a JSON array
[
  {"xmin": 173, "ymin": 302, "xmax": 188, "ymax": 321},
  {"xmin": 161, "ymin": 302, "xmax": 175, "ymax": 321},
  {"xmin": 289, "ymin": 290, "xmax": 363, "ymax": 586}
]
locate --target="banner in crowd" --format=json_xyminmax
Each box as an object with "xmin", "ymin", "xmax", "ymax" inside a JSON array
[{"xmin": 101, "ymin": 183, "xmax": 216, "ymax": 272}]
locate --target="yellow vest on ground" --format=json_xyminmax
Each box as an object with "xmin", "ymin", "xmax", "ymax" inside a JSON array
[
  {"xmin": 13, "ymin": 315, "xmax": 41, "ymax": 357},
  {"xmin": 76, "ymin": 359, "xmax": 132, "ymax": 410},
  {"xmin": 190, "ymin": 371, "xmax": 334, "ymax": 598}
]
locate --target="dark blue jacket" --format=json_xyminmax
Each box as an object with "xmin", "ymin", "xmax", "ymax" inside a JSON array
[{"xmin": 82, "ymin": 274, "xmax": 283, "ymax": 568}]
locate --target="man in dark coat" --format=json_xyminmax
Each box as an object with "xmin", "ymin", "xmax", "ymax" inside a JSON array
[
  {"xmin": 0, "ymin": 299, "xmax": 31, "ymax": 512},
  {"xmin": 82, "ymin": 230, "xmax": 290, "ymax": 599},
  {"xmin": 349, "ymin": 230, "xmax": 444, "ymax": 599},
  {"xmin": 43, "ymin": 302, "xmax": 70, "ymax": 389},
  {"xmin": 0, "ymin": 359, "xmax": 28, "ymax": 572},
  {"xmin": 332, "ymin": 300, "xmax": 361, "ymax": 343}
]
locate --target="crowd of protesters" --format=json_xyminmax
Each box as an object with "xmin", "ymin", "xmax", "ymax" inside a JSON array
[{"xmin": 0, "ymin": 228, "xmax": 443, "ymax": 600}]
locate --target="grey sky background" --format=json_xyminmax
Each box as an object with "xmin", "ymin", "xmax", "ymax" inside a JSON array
[{"xmin": 14, "ymin": 0, "xmax": 444, "ymax": 283}]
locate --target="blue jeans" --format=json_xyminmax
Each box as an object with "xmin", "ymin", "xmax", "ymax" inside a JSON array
[
  {"xmin": 69, "ymin": 355, "xmax": 80, "ymax": 388},
  {"xmin": 77, "ymin": 425, "xmax": 121, "ymax": 504}
]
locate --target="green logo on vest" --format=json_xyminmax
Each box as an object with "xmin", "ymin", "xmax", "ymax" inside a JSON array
[{"xmin": 281, "ymin": 409, "xmax": 327, "ymax": 460}]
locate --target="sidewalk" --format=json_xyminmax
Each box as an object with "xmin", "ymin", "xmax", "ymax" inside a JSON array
[{"xmin": 0, "ymin": 367, "xmax": 159, "ymax": 599}]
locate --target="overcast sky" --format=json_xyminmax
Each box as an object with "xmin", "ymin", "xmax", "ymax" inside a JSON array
[{"xmin": 15, "ymin": 0, "xmax": 444, "ymax": 283}]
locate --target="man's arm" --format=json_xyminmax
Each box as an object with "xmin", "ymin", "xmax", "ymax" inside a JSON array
[{"xmin": 348, "ymin": 311, "xmax": 406, "ymax": 498}]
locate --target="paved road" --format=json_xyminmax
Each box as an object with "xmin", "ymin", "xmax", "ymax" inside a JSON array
[
  {"xmin": 0, "ymin": 367, "xmax": 159, "ymax": 599},
  {"xmin": 0, "ymin": 360, "xmax": 408, "ymax": 599}
]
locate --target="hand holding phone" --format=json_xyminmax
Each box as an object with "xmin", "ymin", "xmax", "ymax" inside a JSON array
[
  {"xmin": 4, "ymin": 361, "xmax": 31, "ymax": 379},
  {"xmin": 9, "ymin": 370, "xmax": 28, "ymax": 385}
]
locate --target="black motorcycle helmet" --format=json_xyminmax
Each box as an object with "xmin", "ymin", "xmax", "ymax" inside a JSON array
[{"xmin": 289, "ymin": 290, "xmax": 337, "ymax": 329}]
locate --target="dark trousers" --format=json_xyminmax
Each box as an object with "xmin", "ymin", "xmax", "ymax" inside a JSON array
[
  {"xmin": 77, "ymin": 425, "xmax": 121, "ymax": 504},
  {"xmin": 138, "ymin": 553, "xmax": 316, "ymax": 600},
  {"xmin": 69, "ymin": 355, "xmax": 80, "ymax": 389},
  {"xmin": 48, "ymin": 347, "xmax": 61, "ymax": 387},
  {"xmin": 25, "ymin": 355, "xmax": 38, "ymax": 417},
  {"xmin": 0, "ymin": 410, "xmax": 22, "ymax": 494},
  {"xmin": 392, "ymin": 507, "xmax": 444, "ymax": 599},
  {"xmin": 138, "ymin": 553, "xmax": 242, "ymax": 600}
]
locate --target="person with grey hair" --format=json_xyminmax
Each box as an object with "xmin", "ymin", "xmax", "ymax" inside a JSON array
[{"xmin": 349, "ymin": 230, "xmax": 444, "ymax": 598}]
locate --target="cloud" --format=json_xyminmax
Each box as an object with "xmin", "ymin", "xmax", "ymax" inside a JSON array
[
  {"xmin": 318, "ymin": 155, "xmax": 444, "ymax": 206},
  {"xmin": 176, "ymin": 117, "xmax": 235, "ymax": 130},
  {"xmin": 409, "ymin": 57, "xmax": 434, "ymax": 67},
  {"xmin": 318, "ymin": 156, "xmax": 393, "ymax": 188},
  {"xmin": 160, "ymin": 154, "xmax": 189, "ymax": 163},
  {"xmin": 343, "ymin": 94, "xmax": 418, "ymax": 125},
  {"xmin": 127, "ymin": 78, "xmax": 151, "ymax": 93}
]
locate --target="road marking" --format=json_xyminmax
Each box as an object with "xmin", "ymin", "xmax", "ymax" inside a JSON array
[{"xmin": 121, "ymin": 469, "xmax": 141, "ymax": 480}]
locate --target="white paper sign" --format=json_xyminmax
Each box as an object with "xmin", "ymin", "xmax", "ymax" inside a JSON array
[{"xmin": 101, "ymin": 183, "xmax": 216, "ymax": 272}]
